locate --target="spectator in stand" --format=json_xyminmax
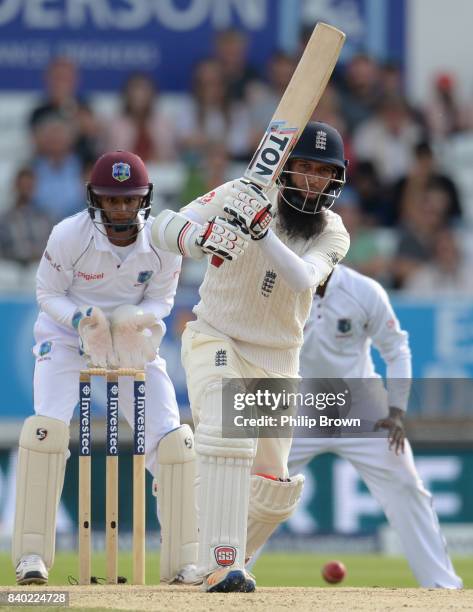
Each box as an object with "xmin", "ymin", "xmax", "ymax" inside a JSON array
[
  {"xmin": 391, "ymin": 181, "xmax": 451, "ymax": 288},
  {"xmin": 247, "ymin": 51, "xmax": 297, "ymax": 148},
  {"xmin": 177, "ymin": 58, "xmax": 252, "ymax": 162},
  {"xmin": 335, "ymin": 186, "xmax": 391, "ymax": 283},
  {"xmin": 339, "ymin": 53, "xmax": 383, "ymax": 135},
  {"xmin": 30, "ymin": 113, "xmax": 84, "ymax": 222},
  {"xmin": 379, "ymin": 60, "xmax": 404, "ymax": 97},
  {"xmin": 105, "ymin": 73, "xmax": 178, "ymax": 162},
  {"xmin": 214, "ymin": 28, "xmax": 261, "ymax": 100},
  {"xmin": 424, "ymin": 73, "xmax": 473, "ymax": 139},
  {"xmin": 313, "ymin": 84, "xmax": 349, "ymax": 139},
  {"xmin": 180, "ymin": 142, "xmax": 231, "ymax": 206},
  {"xmin": 352, "ymin": 94, "xmax": 425, "ymax": 187},
  {"xmin": 390, "ymin": 142, "xmax": 462, "ymax": 227},
  {"xmin": 404, "ymin": 229, "xmax": 473, "ymax": 295},
  {"xmin": 351, "ymin": 161, "xmax": 389, "ymax": 226},
  {"xmin": 29, "ymin": 56, "xmax": 100, "ymax": 165},
  {"xmin": 0, "ymin": 167, "xmax": 52, "ymax": 265}
]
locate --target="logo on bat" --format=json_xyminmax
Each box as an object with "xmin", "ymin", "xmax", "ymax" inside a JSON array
[{"xmin": 245, "ymin": 121, "xmax": 298, "ymax": 188}]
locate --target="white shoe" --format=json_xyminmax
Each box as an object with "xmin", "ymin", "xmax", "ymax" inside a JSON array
[
  {"xmin": 16, "ymin": 554, "xmax": 48, "ymax": 585},
  {"xmin": 170, "ymin": 564, "xmax": 203, "ymax": 585}
]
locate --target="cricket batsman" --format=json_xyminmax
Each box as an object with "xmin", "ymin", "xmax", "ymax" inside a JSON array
[
  {"xmin": 13, "ymin": 151, "xmax": 198, "ymax": 585},
  {"xmin": 152, "ymin": 121, "xmax": 350, "ymax": 592}
]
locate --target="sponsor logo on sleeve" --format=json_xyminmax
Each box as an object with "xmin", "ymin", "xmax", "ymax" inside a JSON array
[
  {"xmin": 44, "ymin": 250, "xmax": 62, "ymax": 272},
  {"xmin": 327, "ymin": 251, "xmax": 340, "ymax": 266}
]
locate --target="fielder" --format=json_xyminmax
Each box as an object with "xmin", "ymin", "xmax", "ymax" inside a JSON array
[
  {"xmin": 13, "ymin": 151, "xmax": 198, "ymax": 585},
  {"xmin": 286, "ymin": 264, "xmax": 462, "ymax": 588},
  {"xmin": 152, "ymin": 121, "xmax": 350, "ymax": 592}
]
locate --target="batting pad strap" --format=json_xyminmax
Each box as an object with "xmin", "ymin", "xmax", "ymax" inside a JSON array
[
  {"xmin": 12, "ymin": 416, "xmax": 69, "ymax": 569},
  {"xmin": 156, "ymin": 425, "xmax": 198, "ymax": 582},
  {"xmin": 195, "ymin": 423, "xmax": 255, "ymax": 459},
  {"xmin": 246, "ymin": 473, "xmax": 305, "ymax": 558},
  {"xmin": 152, "ymin": 210, "xmax": 204, "ymax": 259}
]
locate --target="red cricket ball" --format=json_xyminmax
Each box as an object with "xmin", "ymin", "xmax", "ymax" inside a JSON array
[{"xmin": 322, "ymin": 560, "xmax": 346, "ymax": 584}]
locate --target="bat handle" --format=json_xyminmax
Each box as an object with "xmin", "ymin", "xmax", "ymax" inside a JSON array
[{"xmin": 211, "ymin": 255, "xmax": 224, "ymax": 268}]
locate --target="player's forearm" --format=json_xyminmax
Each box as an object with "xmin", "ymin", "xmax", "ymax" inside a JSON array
[
  {"xmin": 151, "ymin": 210, "xmax": 205, "ymax": 260},
  {"xmin": 257, "ymin": 229, "xmax": 347, "ymax": 292},
  {"xmin": 386, "ymin": 352, "xmax": 412, "ymax": 412},
  {"xmin": 139, "ymin": 297, "xmax": 172, "ymax": 328},
  {"xmin": 36, "ymin": 290, "xmax": 79, "ymax": 330},
  {"xmin": 256, "ymin": 230, "xmax": 318, "ymax": 291}
]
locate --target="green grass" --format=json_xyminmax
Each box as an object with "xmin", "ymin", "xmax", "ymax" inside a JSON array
[
  {"xmin": 2, "ymin": 553, "xmax": 470, "ymax": 612},
  {"xmin": 1, "ymin": 553, "xmax": 471, "ymax": 588}
]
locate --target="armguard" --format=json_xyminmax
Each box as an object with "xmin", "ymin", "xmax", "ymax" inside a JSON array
[{"xmin": 151, "ymin": 210, "xmax": 204, "ymax": 260}]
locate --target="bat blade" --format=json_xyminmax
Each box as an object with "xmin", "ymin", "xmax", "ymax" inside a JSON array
[
  {"xmin": 211, "ymin": 22, "xmax": 345, "ymax": 267},
  {"xmin": 244, "ymin": 22, "xmax": 345, "ymax": 190}
]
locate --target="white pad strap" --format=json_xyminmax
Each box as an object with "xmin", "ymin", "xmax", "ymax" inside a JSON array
[
  {"xmin": 155, "ymin": 424, "xmax": 198, "ymax": 582},
  {"xmin": 246, "ymin": 473, "xmax": 305, "ymax": 559},
  {"xmin": 12, "ymin": 416, "xmax": 69, "ymax": 569},
  {"xmin": 152, "ymin": 210, "xmax": 204, "ymax": 259},
  {"xmin": 195, "ymin": 383, "xmax": 256, "ymax": 575}
]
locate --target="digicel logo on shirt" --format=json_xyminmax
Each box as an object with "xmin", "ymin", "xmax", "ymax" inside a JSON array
[{"xmin": 75, "ymin": 271, "xmax": 105, "ymax": 281}]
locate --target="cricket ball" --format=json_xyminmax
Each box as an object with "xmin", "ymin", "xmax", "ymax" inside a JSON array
[{"xmin": 322, "ymin": 560, "xmax": 346, "ymax": 584}]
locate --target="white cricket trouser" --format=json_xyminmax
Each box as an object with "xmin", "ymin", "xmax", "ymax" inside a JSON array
[
  {"xmin": 33, "ymin": 333, "xmax": 181, "ymax": 474},
  {"xmin": 181, "ymin": 327, "xmax": 294, "ymax": 477},
  {"xmin": 181, "ymin": 327, "xmax": 295, "ymax": 574},
  {"xmin": 290, "ymin": 438, "xmax": 463, "ymax": 589}
]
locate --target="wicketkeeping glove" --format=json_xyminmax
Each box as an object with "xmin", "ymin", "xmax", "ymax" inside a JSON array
[
  {"xmin": 73, "ymin": 306, "xmax": 117, "ymax": 368},
  {"xmin": 196, "ymin": 215, "xmax": 249, "ymax": 262},
  {"xmin": 110, "ymin": 304, "xmax": 164, "ymax": 370},
  {"xmin": 223, "ymin": 178, "xmax": 273, "ymax": 240}
]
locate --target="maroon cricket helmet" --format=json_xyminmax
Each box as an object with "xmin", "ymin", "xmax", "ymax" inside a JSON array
[
  {"xmin": 89, "ymin": 150, "xmax": 152, "ymax": 196},
  {"xmin": 86, "ymin": 150, "xmax": 153, "ymax": 235}
]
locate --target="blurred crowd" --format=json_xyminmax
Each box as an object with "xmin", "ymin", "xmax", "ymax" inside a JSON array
[{"xmin": 2, "ymin": 27, "xmax": 473, "ymax": 294}]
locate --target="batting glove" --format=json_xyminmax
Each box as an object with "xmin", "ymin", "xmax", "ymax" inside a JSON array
[
  {"xmin": 196, "ymin": 215, "xmax": 249, "ymax": 262},
  {"xmin": 224, "ymin": 178, "xmax": 272, "ymax": 240}
]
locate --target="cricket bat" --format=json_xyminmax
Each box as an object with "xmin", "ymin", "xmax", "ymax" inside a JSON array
[{"xmin": 212, "ymin": 22, "xmax": 345, "ymax": 267}]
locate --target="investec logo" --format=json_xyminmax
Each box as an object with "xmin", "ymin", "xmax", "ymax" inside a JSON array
[
  {"xmin": 135, "ymin": 396, "xmax": 145, "ymax": 454},
  {"xmin": 107, "ymin": 395, "xmax": 119, "ymax": 456},
  {"xmin": 79, "ymin": 387, "xmax": 91, "ymax": 456}
]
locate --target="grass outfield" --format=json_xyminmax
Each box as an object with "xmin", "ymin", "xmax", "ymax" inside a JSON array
[{"xmin": 1, "ymin": 553, "xmax": 471, "ymax": 588}]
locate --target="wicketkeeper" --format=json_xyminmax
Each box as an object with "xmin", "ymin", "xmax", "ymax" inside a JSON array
[{"xmin": 13, "ymin": 151, "xmax": 198, "ymax": 586}]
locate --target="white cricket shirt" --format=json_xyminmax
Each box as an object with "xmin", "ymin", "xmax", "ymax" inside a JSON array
[
  {"xmin": 181, "ymin": 182, "xmax": 350, "ymax": 376},
  {"xmin": 35, "ymin": 210, "xmax": 181, "ymax": 345}
]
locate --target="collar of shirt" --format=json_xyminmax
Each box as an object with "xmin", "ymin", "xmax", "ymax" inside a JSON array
[{"xmin": 91, "ymin": 214, "xmax": 151, "ymax": 258}]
